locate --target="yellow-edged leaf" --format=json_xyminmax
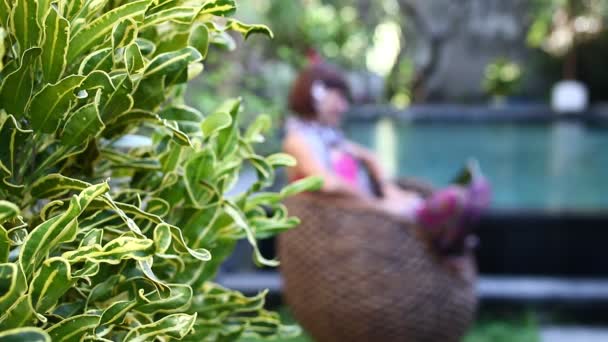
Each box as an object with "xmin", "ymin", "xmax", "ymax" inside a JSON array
[{"xmin": 41, "ymin": 6, "xmax": 69, "ymax": 83}]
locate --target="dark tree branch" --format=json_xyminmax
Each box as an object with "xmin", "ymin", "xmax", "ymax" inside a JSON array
[{"xmin": 392, "ymin": 0, "xmax": 471, "ymax": 102}]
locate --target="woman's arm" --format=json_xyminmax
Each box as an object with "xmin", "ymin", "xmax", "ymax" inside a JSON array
[
  {"xmin": 346, "ymin": 140, "xmax": 421, "ymax": 203},
  {"xmin": 283, "ymin": 132, "xmax": 369, "ymax": 200},
  {"xmin": 284, "ymin": 133, "xmax": 415, "ymax": 218}
]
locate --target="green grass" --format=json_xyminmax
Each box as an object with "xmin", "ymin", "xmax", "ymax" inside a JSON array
[
  {"xmin": 240, "ymin": 308, "xmax": 541, "ymax": 342},
  {"xmin": 464, "ymin": 312, "xmax": 540, "ymax": 342}
]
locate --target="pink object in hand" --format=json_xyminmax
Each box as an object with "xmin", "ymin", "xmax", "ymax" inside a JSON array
[{"xmin": 331, "ymin": 151, "xmax": 360, "ymax": 187}]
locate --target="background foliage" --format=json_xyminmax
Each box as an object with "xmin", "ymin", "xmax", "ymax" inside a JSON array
[
  {"xmin": 0, "ymin": 0, "xmax": 320, "ymax": 340},
  {"xmin": 482, "ymin": 58, "xmax": 523, "ymax": 99}
]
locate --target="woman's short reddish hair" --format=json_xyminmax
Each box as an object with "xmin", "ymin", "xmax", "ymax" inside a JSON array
[{"xmin": 288, "ymin": 63, "xmax": 350, "ymax": 119}]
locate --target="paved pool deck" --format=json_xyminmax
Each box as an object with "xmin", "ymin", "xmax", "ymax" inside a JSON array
[{"xmin": 542, "ymin": 326, "xmax": 608, "ymax": 342}]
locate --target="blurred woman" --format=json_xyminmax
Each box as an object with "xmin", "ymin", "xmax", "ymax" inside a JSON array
[{"xmin": 283, "ymin": 63, "xmax": 490, "ymax": 258}]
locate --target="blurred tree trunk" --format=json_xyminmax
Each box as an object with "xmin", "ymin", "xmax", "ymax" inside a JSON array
[
  {"xmin": 563, "ymin": 0, "xmax": 578, "ymax": 80},
  {"xmin": 390, "ymin": 0, "xmax": 471, "ymax": 103}
]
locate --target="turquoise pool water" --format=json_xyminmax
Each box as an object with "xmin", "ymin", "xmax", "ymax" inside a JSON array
[{"xmin": 344, "ymin": 119, "xmax": 608, "ymax": 211}]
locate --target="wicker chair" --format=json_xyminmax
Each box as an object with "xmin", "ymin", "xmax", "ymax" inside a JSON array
[{"xmin": 279, "ymin": 181, "xmax": 477, "ymax": 342}]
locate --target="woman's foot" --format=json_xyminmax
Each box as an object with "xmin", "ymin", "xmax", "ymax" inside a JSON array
[
  {"xmin": 416, "ymin": 160, "xmax": 491, "ymax": 255},
  {"xmin": 415, "ymin": 186, "xmax": 469, "ymax": 253}
]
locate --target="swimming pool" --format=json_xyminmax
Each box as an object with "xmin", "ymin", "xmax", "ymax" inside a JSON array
[{"xmin": 344, "ymin": 119, "xmax": 608, "ymax": 211}]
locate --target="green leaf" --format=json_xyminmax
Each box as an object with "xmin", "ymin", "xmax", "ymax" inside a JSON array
[
  {"xmin": 0, "ymin": 227, "xmax": 8, "ymax": 263},
  {"xmin": 39, "ymin": 200, "xmax": 64, "ymax": 222},
  {"xmin": 0, "ymin": 48, "xmax": 42, "ymax": 117},
  {"xmin": 100, "ymin": 73, "xmax": 133, "ymax": 121},
  {"xmin": 111, "ymin": 18, "xmax": 137, "ymax": 50},
  {"xmin": 189, "ymin": 23, "xmax": 209, "ymax": 59},
  {"xmin": 161, "ymin": 119, "xmax": 192, "ymax": 146},
  {"xmin": 164, "ymin": 223, "xmax": 211, "ymax": 261},
  {"xmin": 86, "ymin": 274, "xmax": 122, "ymax": 307},
  {"xmin": 209, "ymin": 30, "xmax": 236, "ymax": 51},
  {"xmin": 46, "ymin": 314, "xmax": 100, "ymax": 342},
  {"xmin": 67, "ymin": 0, "xmax": 149, "ymax": 65},
  {"xmin": 19, "ymin": 183, "xmax": 109, "ymax": 279},
  {"xmin": 159, "ymin": 141, "xmax": 183, "ymax": 173},
  {"xmin": 215, "ymin": 98, "xmax": 241, "ymax": 159},
  {"xmin": 101, "ymin": 198, "xmax": 163, "ymax": 231},
  {"xmin": 36, "ymin": 0, "xmax": 49, "ymax": 25},
  {"xmin": 0, "ymin": 263, "xmax": 32, "ymax": 330},
  {"xmin": 41, "ymin": 6, "xmax": 70, "ymax": 83},
  {"xmin": 99, "ymin": 300, "xmax": 136, "ymax": 326},
  {"xmin": 159, "ymin": 105, "xmax": 203, "ymax": 122},
  {"xmin": 0, "ymin": 295, "xmax": 34, "ymax": 330},
  {"xmin": 135, "ymin": 37, "xmax": 156, "ymax": 56},
  {"xmin": 184, "ymin": 150, "xmax": 216, "ymax": 205},
  {"xmin": 0, "ymin": 115, "xmax": 32, "ymax": 187},
  {"xmin": 0, "ymin": 263, "xmax": 26, "ymax": 314},
  {"xmin": 135, "ymin": 283, "xmax": 192, "ymax": 314},
  {"xmin": 142, "ymin": 47, "xmax": 202, "ymax": 80},
  {"xmin": 201, "ymin": 111, "xmax": 231, "ymax": 138},
  {"xmin": 137, "ymin": 258, "xmax": 169, "ymax": 290},
  {"xmin": 103, "ymin": 108, "xmax": 191, "ymax": 146},
  {"xmin": 102, "ymin": 109, "xmax": 158, "ymax": 137},
  {"xmin": 0, "ymin": 201, "xmax": 19, "ymax": 224},
  {"xmin": 154, "ymin": 23, "xmax": 190, "ymax": 55},
  {"xmin": 80, "ymin": 228, "xmax": 103, "ymax": 247},
  {"xmin": 123, "ymin": 313, "xmax": 196, "ymax": 342},
  {"xmin": 79, "ymin": 70, "xmax": 116, "ymax": 106},
  {"xmin": 247, "ymin": 154, "xmax": 274, "ymax": 190},
  {"xmin": 145, "ymin": 0, "xmax": 181, "ymax": 15},
  {"xmin": 141, "ymin": 6, "xmax": 197, "ymax": 29},
  {"xmin": 251, "ymin": 216, "xmax": 301, "ymax": 239},
  {"xmin": 198, "ymin": 0, "xmax": 236, "ymax": 17},
  {"xmin": 159, "ymin": 105, "xmax": 203, "ymax": 135},
  {"xmin": 5, "ymin": 226, "xmax": 27, "ymax": 247},
  {"xmin": 61, "ymin": 0, "xmax": 85, "ymax": 21},
  {"xmin": 153, "ymin": 223, "xmax": 171, "ymax": 254},
  {"xmin": 131, "ymin": 76, "xmax": 165, "ymax": 111},
  {"xmin": 61, "ymin": 102, "xmax": 105, "ymax": 146},
  {"xmin": 0, "ymin": 327, "xmax": 50, "ymax": 342},
  {"xmin": 29, "ymin": 257, "xmax": 73, "ymax": 314},
  {"xmin": 246, "ymin": 192, "xmax": 282, "ymax": 208},
  {"xmin": 29, "ymin": 75, "xmax": 85, "ymax": 134},
  {"xmin": 224, "ymin": 201, "xmax": 279, "ymax": 267},
  {"xmin": 31, "ymin": 173, "xmax": 90, "ymax": 199},
  {"xmin": 100, "ymin": 148, "xmax": 160, "ymax": 170},
  {"xmin": 29, "ymin": 143, "xmax": 89, "ymax": 183},
  {"xmin": 52, "ymin": 302, "xmax": 84, "ymax": 320},
  {"xmin": 62, "ymin": 236, "xmax": 155, "ymax": 264},
  {"xmin": 281, "ymin": 176, "xmax": 323, "ymax": 197},
  {"xmin": 189, "ymin": 283, "xmax": 269, "ymax": 319},
  {"xmin": 68, "ymin": 0, "xmax": 112, "ymax": 26},
  {"xmin": 124, "ymin": 42, "xmax": 145, "ymax": 75},
  {"xmin": 225, "ymin": 19, "xmax": 273, "ymax": 39},
  {"xmin": 146, "ymin": 197, "xmax": 170, "ymax": 217},
  {"xmin": 244, "ymin": 114, "xmax": 271, "ymax": 143},
  {"xmin": 78, "ymin": 48, "xmax": 113, "ymax": 75},
  {"xmin": 11, "ymin": 0, "xmax": 41, "ymax": 50},
  {"xmin": 266, "ymin": 153, "xmax": 296, "ymax": 168},
  {"xmin": 0, "ymin": 0, "xmax": 11, "ymax": 29}
]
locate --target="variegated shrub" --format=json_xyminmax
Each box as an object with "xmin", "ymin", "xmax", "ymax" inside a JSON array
[{"xmin": 0, "ymin": 1, "xmax": 320, "ymax": 341}]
